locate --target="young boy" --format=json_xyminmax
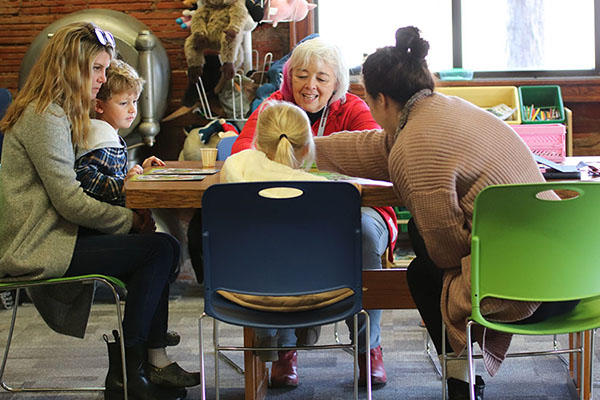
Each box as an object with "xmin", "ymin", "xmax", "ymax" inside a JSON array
[
  {"xmin": 74, "ymin": 59, "xmax": 200, "ymax": 389},
  {"xmin": 75, "ymin": 58, "xmax": 164, "ymax": 206}
]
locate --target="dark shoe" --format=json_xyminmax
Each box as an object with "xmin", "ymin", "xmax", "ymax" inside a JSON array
[
  {"xmin": 103, "ymin": 330, "xmax": 187, "ymax": 400},
  {"xmin": 147, "ymin": 362, "xmax": 200, "ymax": 388},
  {"xmin": 447, "ymin": 375, "xmax": 485, "ymax": 400},
  {"xmin": 295, "ymin": 326, "xmax": 321, "ymax": 346},
  {"xmin": 166, "ymin": 330, "xmax": 181, "ymax": 347},
  {"xmin": 358, "ymin": 345, "xmax": 387, "ymax": 387},
  {"xmin": 254, "ymin": 335, "xmax": 278, "ymax": 362},
  {"xmin": 270, "ymin": 350, "xmax": 299, "ymax": 388}
]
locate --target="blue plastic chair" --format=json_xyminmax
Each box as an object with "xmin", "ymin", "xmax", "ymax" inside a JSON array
[
  {"xmin": 216, "ymin": 135, "xmax": 237, "ymax": 161},
  {"xmin": 442, "ymin": 182, "xmax": 600, "ymax": 400},
  {"xmin": 199, "ymin": 181, "xmax": 370, "ymax": 400}
]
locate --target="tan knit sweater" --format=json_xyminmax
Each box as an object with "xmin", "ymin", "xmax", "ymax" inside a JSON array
[{"xmin": 315, "ymin": 91, "xmax": 545, "ymax": 375}]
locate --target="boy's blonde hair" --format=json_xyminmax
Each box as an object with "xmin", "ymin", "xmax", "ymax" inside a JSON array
[
  {"xmin": 0, "ymin": 22, "xmax": 115, "ymax": 146},
  {"xmin": 253, "ymin": 100, "xmax": 315, "ymax": 169},
  {"xmin": 96, "ymin": 59, "xmax": 145, "ymax": 101}
]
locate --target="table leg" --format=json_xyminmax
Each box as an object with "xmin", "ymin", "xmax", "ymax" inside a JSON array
[
  {"xmin": 244, "ymin": 327, "xmax": 268, "ymax": 400},
  {"xmin": 569, "ymin": 331, "xmax": 592, "ymax": 400}
]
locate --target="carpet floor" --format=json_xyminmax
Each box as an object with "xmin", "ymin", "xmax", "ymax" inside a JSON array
[{"xmin": 0, "ymin": 283, "xmax": 598, "ymax": 399}]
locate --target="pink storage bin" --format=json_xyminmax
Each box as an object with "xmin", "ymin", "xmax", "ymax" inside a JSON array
[{"xmin": 511, "ymin": 124, "xmax": 566, "ymax": 162}]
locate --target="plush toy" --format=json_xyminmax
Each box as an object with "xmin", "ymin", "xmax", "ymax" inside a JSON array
[
  {"xmin": 175, "ymin": 0, "xmax": 199, "ymax": 29},
  {"xmin": 179, "ymin": 119, "xmax": 239, "ymax": 161},
  {"xmin": 184, "ymin": 0, "xmax": 257, "ymax": 83},
  {"xmin": 268, "ymin": 0, "xmax": 316, "ymax": 28},
  {"xmin": 175, "ymin": 9, "xmax": 195, "ymax": 29}
]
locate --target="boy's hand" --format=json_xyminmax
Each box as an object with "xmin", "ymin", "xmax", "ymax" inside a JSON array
[
  {"xmin": 142, "ymin": 156, "xmax": 165, "ymax": 169},
  {"xmin": 125, "ymin": 164, "xmax": 143, "ymax": 182}
]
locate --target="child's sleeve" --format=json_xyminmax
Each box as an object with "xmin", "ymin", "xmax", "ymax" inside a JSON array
[{"xmin": 75, "ymin": 148, "xmax": 126, "ymax": 206}]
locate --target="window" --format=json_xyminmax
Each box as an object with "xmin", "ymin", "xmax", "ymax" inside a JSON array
[{"xmin": 316, "ymin": 0, "xmax": 598, "ymax": 77}]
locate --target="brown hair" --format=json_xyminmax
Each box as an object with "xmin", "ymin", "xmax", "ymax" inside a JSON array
[{"xmin": 362, "ymin": 26, "xmax": 434, "ymax": 105}]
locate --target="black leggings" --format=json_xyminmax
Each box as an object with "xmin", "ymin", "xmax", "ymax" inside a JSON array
[
  {"xmin": 405, "ymin": 218, "xmax": 579, "ymax": 355},
  {"xmin": 65, "ymin": 230, "xmax": 180, "ymax": 348}
]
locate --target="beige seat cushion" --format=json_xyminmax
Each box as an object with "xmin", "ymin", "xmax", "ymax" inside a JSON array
[{"xmin": 216, "ymin": 288, "xmax": 354, "ymax": 312}]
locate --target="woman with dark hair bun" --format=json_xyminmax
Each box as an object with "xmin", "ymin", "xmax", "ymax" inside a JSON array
[{"xmin": 314, "ymin": 26, "xmax": 578, "ymax": 399}]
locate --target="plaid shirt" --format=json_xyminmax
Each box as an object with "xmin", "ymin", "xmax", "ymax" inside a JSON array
[{"xmin": 75, "ymin": 137, "xmax": 128, "ymax": 206}]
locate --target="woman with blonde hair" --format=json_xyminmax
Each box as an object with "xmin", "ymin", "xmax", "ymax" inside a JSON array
[{"xmin": 0, "ymin": 22, "xmax": 193, "ymax": 400}]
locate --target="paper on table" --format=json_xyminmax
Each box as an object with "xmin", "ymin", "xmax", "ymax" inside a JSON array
[
  {"xmin": 149, "ymin": 168, "xmax": 219, "ymax": 175},
  {"xmin": 132, "ymin": 174, "xmax": 206, "ymax": 181},
  {"xmin": 310, "ymin": 171, "xmax": 393, "ymax": 187}
]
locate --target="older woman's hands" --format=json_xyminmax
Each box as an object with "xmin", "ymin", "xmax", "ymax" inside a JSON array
[{"xmin": 131, "ymin": 209, "xmax": 156, "ymax": 233}]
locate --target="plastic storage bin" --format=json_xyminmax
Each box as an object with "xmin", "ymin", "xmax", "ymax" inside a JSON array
[
  {"xmin": 518, "ymin": 85, "xmax": 565, "ymax": 124},
  {"xmin": 511, "ymin": 124, "xmax": 566, "ymax": 162},
  {"xmin": 436, "ymin": 86, "xmax": 521, "ymax": 124},
  {"xmin": 438, "ymin": 68, "xmax": 474, "ymax": 81}
]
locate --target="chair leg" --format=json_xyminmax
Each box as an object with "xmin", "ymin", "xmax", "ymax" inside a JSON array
[
  {"xmin": 361, "ymin": 309, "xmax": 372, "ymax": 400},
  {"xmin": 0, "ymin": 288, "xmax": 20, "ymax": 391},
  {"xmin": 353, "ymin": 314, "xmax": 358, "ymax": 400},
  {"xmin": 103, "ymin": 278, "xmax": 128, "ymax": 400},
  {"xmin": 441, "ymin": 321, "xmax": 447, "ymax": 400},
  {"xmin": 213, "ymin": 319, "xmax": 220, "ymax": 400},
  {"xmin": 199, "ymin": 313, "xmax": 208, "ymax": 400},
  {"xmin": 466, "ymin": 321, "xmax": 476, "ymax": 400}
]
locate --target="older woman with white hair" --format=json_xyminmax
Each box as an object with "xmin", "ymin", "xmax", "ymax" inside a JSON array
[{"xmin": 231, "ymin": 37, "xmax": 397, "ymax": 389}]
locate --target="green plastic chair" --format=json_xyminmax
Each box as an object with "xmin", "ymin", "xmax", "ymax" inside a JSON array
[
  {"xmin": 0, "ymin": 274, "xmax": 129, "ymax": 398},
  {"xmin": 442, "ymin": 182, "xmax": 600, "ymax": 400}
]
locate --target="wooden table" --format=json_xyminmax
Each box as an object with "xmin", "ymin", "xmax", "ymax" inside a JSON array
[
  {"xmin": 125, "ymin": 161, "xmax": 400, "ymax": 209},
  {"xmin": 125, "ymin": 160, "xmax": 592, "ymax": 400}
]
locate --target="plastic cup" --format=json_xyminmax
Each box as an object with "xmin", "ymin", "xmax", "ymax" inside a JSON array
[{"xmin": 200, "ymin": 148, "xmax": 218, "ymax": 167}]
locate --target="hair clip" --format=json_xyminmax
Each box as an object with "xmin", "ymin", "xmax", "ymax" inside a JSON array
[{"xmin": 94, "ymin": 27, "xmax": 116, "ymax": 48}]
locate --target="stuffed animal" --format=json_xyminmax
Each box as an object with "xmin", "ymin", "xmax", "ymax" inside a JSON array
[
  {"xmin": 268, "ymin": 0, "xmax": 316, "ymax": 27},
  {"xmin": 175, "ymin": 0, "xmax": 199, "ymax": 29},
  {"xmin": 184, "ymin": 0, "xmax": 257, "ymax": 82},
  {"xmin": 179, "ymin": 119, "xmax": 239, "ymax": 161},
  {"xmin": 176, "ymin": 9, "xmax": 195, "ymax": 29}
]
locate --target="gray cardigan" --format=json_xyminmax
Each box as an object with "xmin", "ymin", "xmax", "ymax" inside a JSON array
[{"xmin": 0, "ymin": 102, "xmax": 133, "ymax": 336}]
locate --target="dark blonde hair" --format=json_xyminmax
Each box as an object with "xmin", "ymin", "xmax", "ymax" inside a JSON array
[
  {"xmin": 253, "ymin": 100, "xmax": 315, "ymax": 169},
  {"xmin": 96, "ymin": 59, "xmax": 145, "ymax": 101},
  {"xmin": 0, "ymin": 22, "xmax": 115, "ymax": 146}
]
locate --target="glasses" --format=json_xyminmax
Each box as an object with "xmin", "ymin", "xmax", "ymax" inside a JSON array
[{"xmin": 94, "ymin": 27, "xmax": 115, "ymax": 48}]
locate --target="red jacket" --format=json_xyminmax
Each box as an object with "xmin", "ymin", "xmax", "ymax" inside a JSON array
[{"xmin": 233, "ymin": 90, "xmax": 398, "ymax": 261}]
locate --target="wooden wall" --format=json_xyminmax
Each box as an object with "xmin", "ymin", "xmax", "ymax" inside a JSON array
[{"xmin": 0, "ymin": 0, "xmax": 293, "ymax": 160}]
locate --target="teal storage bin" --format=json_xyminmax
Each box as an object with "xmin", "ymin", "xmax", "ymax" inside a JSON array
[{"xmin": 518, "ymin": 85, "xmax": 565, "ymax": 124}]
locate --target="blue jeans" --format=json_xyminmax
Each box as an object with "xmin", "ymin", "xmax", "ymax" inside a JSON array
[
  {"xmin": 64, "ymin": 230, "xmax": 181, "ymax": 348},
  {"xmin": 255, "ymin": 207, "xmax": 388, "ymax": 353}
]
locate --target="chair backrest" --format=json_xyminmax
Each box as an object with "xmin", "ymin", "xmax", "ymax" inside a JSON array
[
  {"xmin": 201, "ymin": 181, "xmax": 363, "ymax": 326},
  {"xmin": 470, "ymin": 182, "xmax": 600, "ymax": 318},
  {"xmin": 216, "ymin": 135, "xmax": 237, "ymax": 161}
]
